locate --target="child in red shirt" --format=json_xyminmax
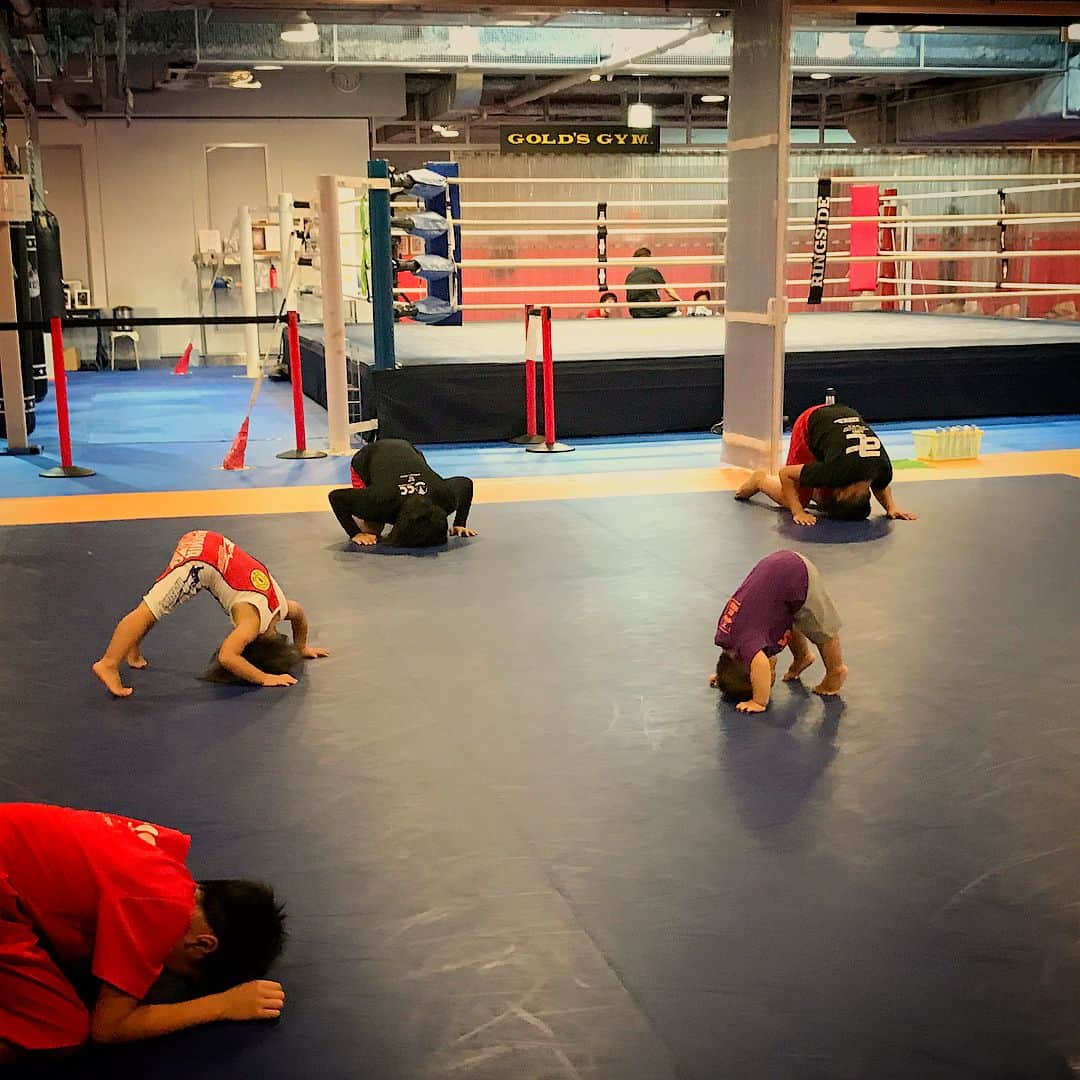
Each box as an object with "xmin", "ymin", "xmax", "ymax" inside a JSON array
[
  {"xmin": 0, "ymin": 803, "xmax": 286, "ymax": 1064},
  {"xmin": 92, "ymin": 530, "xmax": 329, "ymax": 698}
]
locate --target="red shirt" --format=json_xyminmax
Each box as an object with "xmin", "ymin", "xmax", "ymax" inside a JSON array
[{"xmin": 0, "ymin": 804, "xmax": 196, "ymax": 1000}]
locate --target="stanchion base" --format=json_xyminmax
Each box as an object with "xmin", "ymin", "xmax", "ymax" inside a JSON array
[
  {"xmin": 526, "ymin": 442, "xmax": 575, "ymax": 454},
  {"xmin": 277, "ymin": 449, "xmax": 328, "ymax": 460},
  {"xmin": 40, "ymin": 465, "xmax": 96, "ymax": 478},
  {"xmin": 509, "ymin": 434, "xmax": 546, "ymax": 445},
  {"xmin": 0, "ymin": 445, "xmax": 42, "ymax": 456}
]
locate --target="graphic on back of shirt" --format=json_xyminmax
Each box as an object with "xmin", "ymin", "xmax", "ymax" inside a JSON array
[
  {"xmin": 150, "ymin": 531, "xmax": 285, "ymax": 631},
  {"xmin": 831, "ymin": 415, "xmax": 883, "ymax": 461}
]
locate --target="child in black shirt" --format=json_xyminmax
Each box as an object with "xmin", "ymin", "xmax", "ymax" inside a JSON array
[{"xmin": 327, "ymin": 439, "xmax": 476, "ymax": 548}]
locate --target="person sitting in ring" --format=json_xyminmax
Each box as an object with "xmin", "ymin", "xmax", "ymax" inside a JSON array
[{"xmin": 625, "ymin": 247, "xmax": 684, "ymax": 319}]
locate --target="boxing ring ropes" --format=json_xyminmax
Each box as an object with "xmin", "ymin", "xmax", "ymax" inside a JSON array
[{"xmin": 312, "ymin": 164, "xmax": 1080, "ymax": 455}]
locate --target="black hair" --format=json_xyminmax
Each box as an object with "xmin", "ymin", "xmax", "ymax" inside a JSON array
[
  {"xmin": 197, "ymin": 880, "xmax": 287, "ymax": 992},
  {"xmin": 385, "ymin": 493, "xmax": 448, "ymax": 548},
  {"xmin": 599, "ymin": 291, "xmax": 617, "ymax": 303},
  {"xmin": 201, "ymin": 633, "xmax": 303, "ymax": 685},
  {"xmin": 714, "ymin": 652, "xmax": 753, "ymax": 702},
  {"xmin": 633, "ymin": 246, "xmax": 651, "ymax": 259},
  {"xmin": 826, "ymin": 495, "xmax": 872, "ymax": 522},
  {"xmin": 693, "ymin": 289, "xmax": 711, "ymax": 301}
]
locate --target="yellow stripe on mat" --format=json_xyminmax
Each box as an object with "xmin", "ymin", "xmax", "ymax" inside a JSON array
[{"xmin": 0, "ymin": 451, "xmax": 1078, "ymax": 527}]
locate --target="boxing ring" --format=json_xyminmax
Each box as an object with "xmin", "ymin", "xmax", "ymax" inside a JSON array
[
  {"xmin": 306, "ymin": 168, "xmax": 1080, "ymax": 446},
  {"xmin": 297, "ymin": 313, "xmax": 1080, "ymax": 444}
]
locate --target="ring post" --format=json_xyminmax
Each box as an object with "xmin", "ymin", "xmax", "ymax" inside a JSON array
[
  {"xmin": 367, "ymin": 160, "xmax": 397, "ymax": 372},
  {"xmin": 277, "ymin": 310, "xmax": 327, "ymax": 460},
  {"xmin": 40, "ymin": 317, "xmax": 95, "ymax": 478},
  {"xmin": 509, "ymin": 305, "xmax": 543, "ymax": 445},
  {"xmin": 527, "ymin": 307, "xmax": 573, "ymax": 454}
]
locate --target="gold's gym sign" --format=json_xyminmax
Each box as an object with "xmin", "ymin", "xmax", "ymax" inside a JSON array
[{"xmin": 501, "ymin": 124, "xmax": 661, "ymax": 155}]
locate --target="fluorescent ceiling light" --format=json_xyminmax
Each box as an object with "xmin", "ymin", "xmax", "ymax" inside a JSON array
[
  {"xmin": 816, "ymin": 32, "xmax": 852, "ymax": 60},
  {"xmin": 439, "ymin": 127, "xmax": 460, "ymax": 138},
  {"xmin": 588, "ymin": 73, "xmax": 602, "ymax": 82},
  {"xmin": 627, "ymin": 101, "xmax": 653, "ymax": 128},
  {"xmin": 864, "ymin": 26, "xmax": 900, "ymax": 50},
  {"xmin": 254, "ymin": 64, "xmax": 283, "ymax": 71},
  {"xmin": 431, "ymin": 123, "xmax": 445, "ymax": 132},
  {"xmin": 495, "ymin": 19, "xmax": 531, "ymax": 26},
  {"xmin": 909, "ymin": 25, "xmax": 944, "ymax": 33},
  {"xmin": 280, "ymin": 14, "xmax": 318, "ymax": 44},
  {"xmin": 809, "ymin": 71, "xmax": 831, "ymax": 80},
  {"xmin": 700, "ymin": 94, "xmax": 726, "ymax": 103}
]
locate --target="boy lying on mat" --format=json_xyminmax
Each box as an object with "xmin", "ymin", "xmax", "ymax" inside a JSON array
[
  {"xmin": 710, "ymin": 550, "xmax": 847, "ymax": 712},
  {"xmin": 92, "ymin": 530, "xmax": 328, "ymax": 698},
  {"xmin": 328, "ymin": 438, "xmax": 477, "ymax": 549},
  {"xmin": 0, "ymin": 802, "xmax": 285, "ymax": 1067},
  {"xmin": 734, "ymin": 402, "xmax": 917, "ymax": 526}
]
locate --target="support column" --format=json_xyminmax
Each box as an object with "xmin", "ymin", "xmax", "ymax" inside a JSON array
[
  {"xmin": 238, "ymin": 204, "xmax": 261, "ymax": 378},
  {"xmin": 721, "ymin": 0, "xmax": 792, "ymax": 471},
  {"xmin": 317, "ymin": 174, "xmax": 352, "ymax": 455}
]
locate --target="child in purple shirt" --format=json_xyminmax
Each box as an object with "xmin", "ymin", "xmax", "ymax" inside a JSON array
[{"xmin": 710, "ymin": 550, "xmax": 847, "ymax": 712}]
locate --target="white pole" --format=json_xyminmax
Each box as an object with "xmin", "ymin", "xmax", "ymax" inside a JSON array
[
  {"xmin": 278, "ymin": 191, "xmax": 298, "ymax": 312},
  {"xmin": 238, "ymin": 204, "xmax": 261, "ymax": 378},
  {"xmin": 0, "ymin": 229, "xmax": 29, "ymax": 451},
  {"xmin": 317, "ymin": 175, "xmax": 351, "ymax": 455}
]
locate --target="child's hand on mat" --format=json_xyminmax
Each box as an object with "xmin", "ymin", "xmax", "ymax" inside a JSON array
[
  {"xmin": 887, "ymin": 509, "xmax": 918, "ymax": 521},
  {"xmin": 350, "ymin": 533, "xmax": 378, "ymax": 546},
  {"xmin": 262, "ymin": 673, "xmax": 298, "ymax": 688},
  {"xmin": 450, "ymin": 526, "xmax": 477, "ymax": 537},
  {"xmin": 792, "ymin": 511, "xmax": 817, "ymax": 527},
  {"xmin": 736, "ymin": 700, "xmax": 767, "ymax": 714},
  {"xmin": 301, "ymin": 646, "xmax": 330, "ymax": 659},
  {"xmin": 218, "ymin": 980, "xmax": 286, "ymax": 1022}
]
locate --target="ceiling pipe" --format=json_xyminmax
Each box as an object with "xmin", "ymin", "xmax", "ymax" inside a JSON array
[
  {"xmin": 92, "ymin": 0, "xmax": 108, "ymax": 107},
  {"xmin": 9, "ymin": 0, "xmax": 88, "ymax": 125},
  {"xmin": 485, "ymin": 15, "xmax": 726, "ymax": 116}
]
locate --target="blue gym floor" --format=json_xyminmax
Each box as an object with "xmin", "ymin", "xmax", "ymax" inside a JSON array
[
  {"xmin": 2, "ymin": 367, "xmax": 1079, "ymax": 498},
  {"xmin": 3, "ymin": 477, "xmax": 1080, "ymax": 1078}
]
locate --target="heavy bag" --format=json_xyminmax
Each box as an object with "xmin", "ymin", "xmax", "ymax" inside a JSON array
[
  {"xmin": 2, "ymin": 221, "xmax": 38, "ymax": 436},
  {"xmin": 35, "ymin": 210, "xmax": 65, "ymax": 319}
]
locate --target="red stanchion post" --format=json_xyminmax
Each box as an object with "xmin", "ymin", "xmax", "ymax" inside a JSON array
[
  {"xmin": 40, "ymin": 317, "xmax": 95, "ymax": 478},
  {"xmin": 277, "ymin": 310, "xmax": 327, "ymax": 460},
  {"xmin": 509, "ymin": 305, "xmax": 543, "ymax": 445},
  {"xmin": 527, "ymin": 306, "xmax": 573, "ymax": 455}
]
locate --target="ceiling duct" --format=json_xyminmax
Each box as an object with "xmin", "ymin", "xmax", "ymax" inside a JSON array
[{"xmin": 418, "ymin": 72, "xmax": 484, "ymax": 120}]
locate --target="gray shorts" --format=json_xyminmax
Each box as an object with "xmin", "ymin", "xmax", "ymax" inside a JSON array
[{"xmin": 792, "ymin": 553, "xmax": 842, "ymax": 647}]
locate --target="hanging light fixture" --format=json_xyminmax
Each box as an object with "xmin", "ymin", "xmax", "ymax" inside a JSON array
[
  {"xmin": 627, "ymin": 76, "xmax": 652, "ymax": 128},
  {"xmin": 280, "ymin": 12, "xmax": 318, "ymax": 44}
]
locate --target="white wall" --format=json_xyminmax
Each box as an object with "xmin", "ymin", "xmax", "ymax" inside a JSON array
[{"xmin": 13, "ymin": 115, "xmax": 369, "ymax": 357}]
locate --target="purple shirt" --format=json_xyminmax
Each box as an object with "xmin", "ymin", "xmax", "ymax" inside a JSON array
[{"xmin": 714, "ymin": 551, "xmax": 809, "ymax": 665}]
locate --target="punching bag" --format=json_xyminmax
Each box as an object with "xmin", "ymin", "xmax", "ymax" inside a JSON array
[
  {"xmin": 34, "ymin": 210, "xmax": 63, "ymax": 402},
  {"xmin": 1, "ymin": 221, "xmax": 37, "ymax": 437}
]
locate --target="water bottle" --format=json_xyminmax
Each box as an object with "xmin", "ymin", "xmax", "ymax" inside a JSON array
[{"xmin": 825, "ymin": 387, "xmax": 836, "ymax": 405}]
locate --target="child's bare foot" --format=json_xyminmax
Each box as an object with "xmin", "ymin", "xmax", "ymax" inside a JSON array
[
  {"xmin": 813, "ymin": 665, "xmax": 848, "ymax": 696},
  {"xmin": 92, "ymin": 660, "xmax": 133, "ymax": 698},
  {"xmin": 126, "ymin": 650, "xmax": 148, "ymax": 670},
  {"xmin": 784, "ymin": 654, "xmax": 815, "ymax": 682},
  {"xmin": 734, "ymin": 470, "xmax": 764, "ymax": 501}
]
